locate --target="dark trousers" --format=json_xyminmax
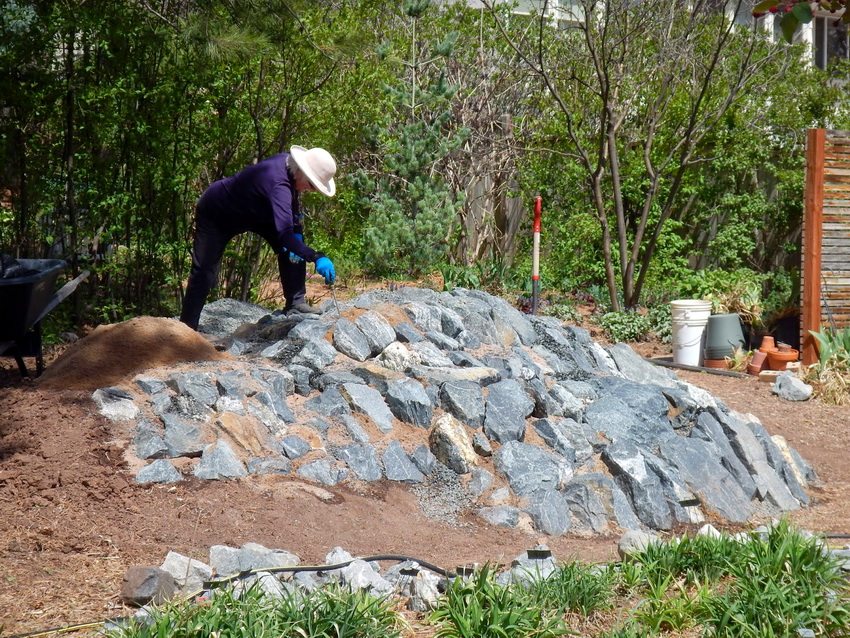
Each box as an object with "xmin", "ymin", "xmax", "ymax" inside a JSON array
[{"xmin": 179, "ymin": 185, "xmax": 306, "ymax": 330}]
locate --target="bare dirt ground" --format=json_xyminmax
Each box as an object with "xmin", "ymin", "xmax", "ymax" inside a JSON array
[{"xmin": 1, "ymin": 312, "xmax": 848, "ymax": 636}]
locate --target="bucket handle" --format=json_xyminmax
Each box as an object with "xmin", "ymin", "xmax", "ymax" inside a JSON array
[{"xmin": 674, "ymin": 332, "xmax": 704, "ymax": 348}]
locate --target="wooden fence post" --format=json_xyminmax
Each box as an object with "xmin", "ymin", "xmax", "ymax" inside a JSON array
[{"xmin": 801, "ymin": 128, "xmax": 825, "ymax": 366}]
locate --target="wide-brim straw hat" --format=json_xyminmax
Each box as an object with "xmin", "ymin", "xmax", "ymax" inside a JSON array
[{"xmin": 290, "ymin": 145, "xmax": 336, "ymax": 197}]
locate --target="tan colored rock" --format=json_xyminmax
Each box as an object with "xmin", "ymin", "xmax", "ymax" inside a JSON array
[{"xmin": 428, "ymin": 413, "xmax": 477, "ymax": 474}]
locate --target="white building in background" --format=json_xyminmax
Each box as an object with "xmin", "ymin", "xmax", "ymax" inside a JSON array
[
  {"xmin": 732, "ymin": 0, "xmax": 848, "ymax": 70},
  {"xmin": 465, "ymin": 0, "xmax": 848, "ymax": 70}
]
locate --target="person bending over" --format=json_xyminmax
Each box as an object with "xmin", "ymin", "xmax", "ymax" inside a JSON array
[{"xmin": 179, "ymin": 146, "xmax": 337, "ymax": 330}]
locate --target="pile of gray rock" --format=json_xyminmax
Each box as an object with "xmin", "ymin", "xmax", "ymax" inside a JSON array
[{"xmin": 93, "ymin": 287, "xmax": 815, "ymax": 537}]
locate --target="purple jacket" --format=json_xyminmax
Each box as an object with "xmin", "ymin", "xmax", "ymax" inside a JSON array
[{"xmin": 204, "ymin": 153, "xmax": 319, "ymax": 261}]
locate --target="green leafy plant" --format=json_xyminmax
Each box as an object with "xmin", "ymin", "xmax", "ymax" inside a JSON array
[
  {"xmin": 529, "ymin": 561, "xmax": 616, "ymax": 617},
  {"xmin": 724, "ymin": 346, "xmax": 752, "ymax": 372},
  {"xmin": 646, "ymin": 304, "xmax": 672, "ymax": 343},
  {"xmin": 598, "ymin": 311, "xmax": 652, "ymax": 343},
  {"xmin": 359, "ymin": 1, "xmax": 467, "ymax": 278},
  {"xmin": 429, "ymin": 564, "xmax": 569, "ymax": 638},
  {"xmin": 680, "ymin": 269, "xmax": 765, "ymax": 327},
  {"xmin": 544, "ymin": 299, "xmax": 582, "ymax": 324},
  {"xmin": 632, "ymin": 576, "xmax": 713, "ymax": 632},
  {"xmin": 806, "ymin": 327, "xmax": 850, "ymax": 405},
  {"xmin": 702, "ymin": 521, "xmax": 850, "ymax": 637},
  {"xmin": 110, "ymin": 583, "xmax": 405, "ymax": 638}
]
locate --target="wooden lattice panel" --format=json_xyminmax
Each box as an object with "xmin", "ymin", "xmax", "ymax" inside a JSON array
[{"xmin": 802, "ymin": 129, "xmax": 850, "ymax": 364}]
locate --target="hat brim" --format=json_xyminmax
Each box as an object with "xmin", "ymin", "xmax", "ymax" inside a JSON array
[{"xmin": 290, "ymin": 145, "xmax": 336, "ymax": 197}]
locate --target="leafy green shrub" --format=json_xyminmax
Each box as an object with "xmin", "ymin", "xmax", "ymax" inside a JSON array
[
  {"xmin": 429, "ymin": 565, "xmax": 569, "ymax": 638},
  {"xmin": 680, "ymin": 269, "xmax": 765, "ymax": 327},
  {"xmin": 762, "ymin": 268, "xmax": 798, "ymax": 322},
  {"xmin": 543, "ymin": 298, "xmax": 582, "ymax": 324},
  {"xmin": 646, "ymin": 304, "xmax": 672, "ymax": 343},
  {"xmin": 598, "ymin": 311, "xmax": 652, "ymax": 343}
]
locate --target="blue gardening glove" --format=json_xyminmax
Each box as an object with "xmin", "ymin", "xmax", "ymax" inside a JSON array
[
  {"xmin": 288, "ymin": 233, "xmax": 304, "ymax": 264},
  {"xmin": 315, "ymin": 256, "xmax": 336, "ymax": 285}
]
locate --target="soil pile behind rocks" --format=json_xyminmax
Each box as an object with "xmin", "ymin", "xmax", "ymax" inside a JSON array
[{"xmin": 38, "ymin": 317, "xmax": 228, "ymax": 391}]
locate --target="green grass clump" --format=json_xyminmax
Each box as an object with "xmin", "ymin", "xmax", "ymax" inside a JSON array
[
  {"xmin": 429, "ymin": 564, "xmax": 570, "ymax": 637},
  {"xmin": 109, "ymin": 583, "xmax": 404, "ymax": 638},
  {"xmin": 529, "ymin": 561, "xmax": 617, "ymax": 617},
  {"xmin": 702, "ymin": 523, "xmax": 850, "ymax": 637}
]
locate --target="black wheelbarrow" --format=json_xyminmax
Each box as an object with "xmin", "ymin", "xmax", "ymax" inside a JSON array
[{"xmin": 0, "ymin": 258, "xmax": 90, "ymax": 377}]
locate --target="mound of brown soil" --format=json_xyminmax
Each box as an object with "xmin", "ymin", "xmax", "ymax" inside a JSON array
[{"xmin": 38, "ymin": 316, "xmax": 228, "ymax": 391}]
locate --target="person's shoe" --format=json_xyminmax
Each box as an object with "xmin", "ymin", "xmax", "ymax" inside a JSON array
[{"xmin": 286, "ymin": 301, "xmax": 322, "ymax": 315}]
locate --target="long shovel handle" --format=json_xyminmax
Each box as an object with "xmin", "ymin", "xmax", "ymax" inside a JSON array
[{"xmin": 33, "ymin": 270, "xmax": 90, "ymax": 326}]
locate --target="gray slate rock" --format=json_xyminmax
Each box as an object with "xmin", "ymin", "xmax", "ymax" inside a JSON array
[
  {"xmin": 469, "ymin": 468, "xmax": 493, "ymax": 497},
  {"xmin": 494, "ymin": 440, "xmax": 573, "ymax": 496},
  {"xmin": 194, "ymin": 440, "xmax": 248, "ymax": 480},
  {"xmin": 656, "ymin": 435, "xmax": 752, "ymax": 523},
  {"xmin": 339, "ymin": 415, "xmax": 370, "ymax": 443},
  {"xmin": 713, "ymin": 408, "xmax": 800, "ymax": 511},
  {"xmin": 411, "ymin": 444, "xmax": 437, "ymax": 475},
  {"xmin": 332, "ymin": 318, "xmax": 372, "ymax": 362},
  {"xmin": 289, "ymin": 364, "xmax": 313, "ymax": 396},
  {"xmin": 198, "ymin": 298, "xmax": 269, "ymax": 337},
  {"xmin": 385, "ymin": 378, "xmax": 433, "ymax": 427},
  {"xmin": 483, "ymin": 379, "xmax": 535, "ymax": 443},
  {"xmin": 382, "ymin": 441, "xmax": 425, "ymax": 483},
  {"xmin": 410, "ymin": 341, "xmax": 454, "ymax": 367},
  {"xmin": 160, "ymin": 551, "xmax": 212, "ymax": 594},
  {"xmin": 355, "ymin": 311, "xmax": 396, "ymax": 355},
  {"xmin": 425, "ymin": 330, "xmax": 460, "ymax": 351},
  {"xmin": 292, "ymin": 337, "xmax": 337, "ymax": 371},
  {"xmin": 280, "ymin": 435, "xmax": 311, "ymax": 459},
  {"xmin": 313, "ymin": 371, "xmax": 364, "ymax": 391},
  {"xmin": 162, "ymin": 414, "xmax": 208, "ymax": 458},
  {"xmin": 247, "ymin": 457, "xmax": 292, "ymax": 475},
  {"xmin": 607, "ymin": 343, "xmax": 677, "ymax": 388},
  {"xmin": 394, "ymin": 322, "xmax": 423, "ymax": 343},
  {"xmin": 439, "ymin": 381, "xmax": 485, "ymax": 431},
  {"xmin": 583, "ymin": 395, "xmax": 673, "ymax": 451},
  {"xmin": 602, "ymin": 439, "xmax": 672, "ymax": 530},
  {"xmin": 134, "ymin": 420, "xmax": 168, "ymax": 460},
  {"xmin": 526, "ymin": 489, "xmax": 571, "ymax": 536},
  {"xmin": 135, "ymin": 375, "xmax": 167, "ymax": 395},
  {"xmin": 255, "ymin": 390, "xmax": 295, "ymax": 424},
  {"xmin": 136, "ymin": 459, "xmax": 182, "ymax": 484},
  {"xmin": 297, "ymin": 459, "xmax": 347, "ymax": 486},
  {"xmin": 772, "ymin": 372, "xmax": 813, "ymax": 401},
  {"xmin": 335, "ymin": 443, "xmax": 382, "ymax": 482},
  {"xmin": 477, "ymin": 506, "xmax": 520, "ymax": 527},
  {"xmin": 169, "ymin": 372, "xmax": 219, "ymax": 408},
  {"xmin": 340, "ymin": 383, "xmax": 394, "ymax": 433},
  {"xmin": 472, "ymin": 432, "xmax": 492, "ymax": 457},
  {"xmin": 305, "ymin": 387, "xmax": 351, "ymax": 418}
]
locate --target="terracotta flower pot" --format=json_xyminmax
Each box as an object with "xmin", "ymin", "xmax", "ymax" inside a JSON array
[
  {"xmin": 767, "ymin": 348, "xmax": 799, "ymax": 371},
  {"xmin": 747, "ymin": 363, "xmax": 761, "ymax": 376},
  {"xmin": 759, "ymin": 336, "xmax": 776, "ymax": 353},
  {"xmin": 703, "ymin": 358, "xmax": 728, "ymax": 370},
  {"xmin": 750, "ymin": 350, "xmax": 767, "ymax": 371}
]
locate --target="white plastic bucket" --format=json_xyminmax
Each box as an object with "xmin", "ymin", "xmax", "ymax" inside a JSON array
[{"xmin": 670, "ymin": 299, "xmax": 712, "ymax": 367}]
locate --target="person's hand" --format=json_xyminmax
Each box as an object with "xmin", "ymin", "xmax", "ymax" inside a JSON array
[
  {"xmin": 315, "ymin": 256, "xmax": 336, "ymax": 285},
  {"xmin": 288, "ymin": 233, "xmax": 304, "ymax": 264}
]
